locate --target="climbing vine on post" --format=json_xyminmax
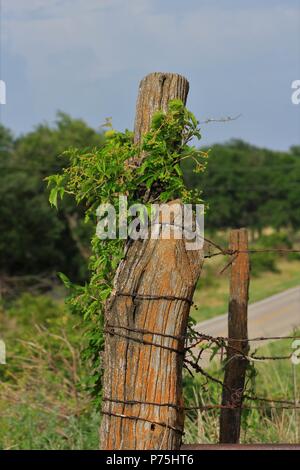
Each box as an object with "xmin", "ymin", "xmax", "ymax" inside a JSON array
[{"xmin": 48, "ymin": 73, "xmax": 207, "ymax": 448}]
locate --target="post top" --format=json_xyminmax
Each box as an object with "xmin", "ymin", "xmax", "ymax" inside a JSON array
[{"xmin": 134, "ymin": 72, "xmax": 190, "ymax": 144}]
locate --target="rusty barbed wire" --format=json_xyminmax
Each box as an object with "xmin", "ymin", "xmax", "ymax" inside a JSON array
[
  {"xmin": 186, "ymin": 329, "xmax": 300, "ymax": 361},
  {"xmin": 101, "ymin": 322, "xmax": 300, "ymax": 415},
  {"xmin": 101, "ymin": 410, "xmax": 184, "ymax": 434},
  {"xmin": 102, "ymin": 396, "xmax": 300, "ymax": 412},
  {"xmin": 203, "ymin": 238, "xmax": 300, "ymax": 274},
  {"xmin": 183, "ymin": 356, "xmax": 300, "ymax": 411},
  {"xmin": 104, "ymin": 322, "xmax": 300, "ymax": 362},
  {"xmin": 104, "ymin": 325, "xmax": 184, "ymax": 355},
  {"xmin": 115, "ymin": 290, "xmax": 193, "ymax": 305},
  {"xmin": 101, "ymin": 236, "xmax": 300, "ymax": 419},
  {"xmin": 203, "ymin": 235, "xmax": 300, "ymax": 257}
]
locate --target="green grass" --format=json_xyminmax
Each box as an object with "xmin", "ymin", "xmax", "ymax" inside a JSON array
[
  {"xmin": 0, "ymin": 294, "xmax": 101, "ymax": 450},
  {"xmin": 191, "ymin": 258, "xmax": 300, "ymax": 322},
  {"xmin": 0, "ymin": 406, "xmax": 100, "ymax": 450}
]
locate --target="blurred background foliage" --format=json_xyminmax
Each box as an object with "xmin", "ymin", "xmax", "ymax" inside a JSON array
[
  {"xmin": 183, "ymin": 140, "xmax": 300, "ymax": 233},
  {"xmin": 0, "ymin": 114, "xmax": 104, "ymax": 281},
  {"xmin": 1, "ymin": 118, "xmax": 300, "ymax": 283}
]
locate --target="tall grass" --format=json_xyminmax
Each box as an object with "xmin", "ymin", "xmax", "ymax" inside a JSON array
[{"xmin": 0, "ymin": 294, "xmax": 100, "ymax": 450}]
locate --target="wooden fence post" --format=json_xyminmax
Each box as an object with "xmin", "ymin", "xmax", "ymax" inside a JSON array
[
  {"xmin": 219, "ymin": 228, "xmax": 250, "ymax": 443},
  {"xmin": 99, "ymin": 73, "xmax": 204, "ymax": 450}
]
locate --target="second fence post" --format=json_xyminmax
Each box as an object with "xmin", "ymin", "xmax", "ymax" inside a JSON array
[{"xmin": 219, "ymin": 228, "xmax": 250, "ymax": 443}]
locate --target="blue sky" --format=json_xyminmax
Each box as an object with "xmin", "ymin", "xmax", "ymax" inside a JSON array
[{"xmin": 1, "ymin": 0, "xmax": 300, "ymax": 149}]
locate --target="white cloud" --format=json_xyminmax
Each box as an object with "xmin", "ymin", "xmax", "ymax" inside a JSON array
[
  {"xmin": 3, "ymin": 1, "xmax": 299, "ymax": 84},
  {"xmin": 3, "ymin": 0, "xmax": 117, "ymax": 18},
  {"xmin": 2, "ymin": 0, "xmax": 300, "ymax": 147},
  {"xmin": 4, "ymin": 0, "xmax": 51, "ymax": 13}
]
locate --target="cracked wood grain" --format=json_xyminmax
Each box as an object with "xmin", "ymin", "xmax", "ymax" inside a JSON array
[{"xmin": 100, "ymin": 73, "xmax": 203, "ymax": 450}]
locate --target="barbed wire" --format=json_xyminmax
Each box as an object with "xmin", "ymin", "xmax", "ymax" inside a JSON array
[
  {"xmin": 202, "ymin": 237, "xmax": 300, "ymax": 276},
  {"xmin": 103, "ymin": 315, "xmax": 300, "ymax": 415},
  {"xmin": 102, "ymin": 396, "xmax": 300, "ymax": 412},
  {"xmin": 100, "ymin": 234, "xmax": 300, "ymax": 431},
  {"xmin": 204, "ymin": 246, "xmax": 300, "ymax": 259},
  {"xmin": 4, "ymin": 236, "xmax": 296, "ymax": 422}
]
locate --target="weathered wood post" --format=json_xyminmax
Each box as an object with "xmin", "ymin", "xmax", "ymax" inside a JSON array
[
  {"xmin": 219, "ymin": 228, "xmax": 250, "ymax": 443},
  {"xmin": 99, "ymin": 73, "xmax": 204, "ymax": 450}
]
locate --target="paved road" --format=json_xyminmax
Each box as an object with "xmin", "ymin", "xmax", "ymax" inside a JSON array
[{"xmin": 195, "ymin": 285, "xmax": 300, "ymax": 348}]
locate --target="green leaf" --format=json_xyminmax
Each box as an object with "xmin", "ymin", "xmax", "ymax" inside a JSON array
[
  {"xmin": 57, "ymin": 272, "xmax": 72, "ymax": 289},
  {"xmin": 49, "ymin": 187, "xmax": 59, "ymax": 208}
]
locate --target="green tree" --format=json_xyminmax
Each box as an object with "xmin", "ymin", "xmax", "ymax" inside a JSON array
[
  {"xmin": 0, "ymin": 115, "xmax": 104, "ymax": 279},
  {"xmin": 183, "ymin": 139, "xmax": 300, "ymax": 234}
]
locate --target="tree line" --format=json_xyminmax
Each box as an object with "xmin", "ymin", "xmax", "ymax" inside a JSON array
[{"xmin": 0, "ymin": 115, "xmax": 299, "ymax": 280}]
